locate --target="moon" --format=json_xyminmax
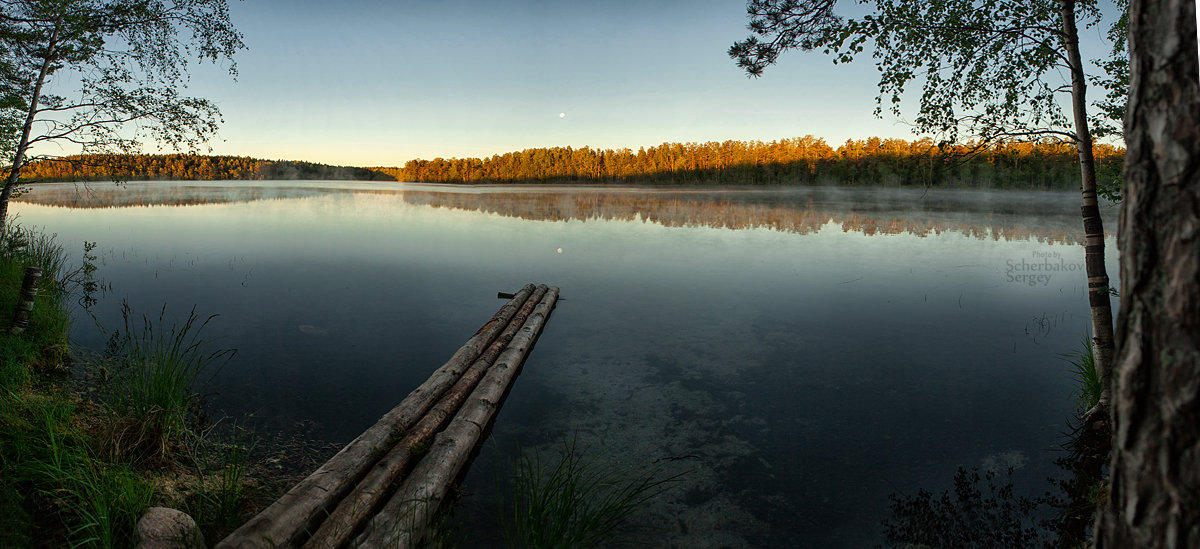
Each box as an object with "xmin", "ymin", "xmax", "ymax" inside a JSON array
[{"xmin": 559, "ymin": 112, "xmax": 566, "ymax": 118}]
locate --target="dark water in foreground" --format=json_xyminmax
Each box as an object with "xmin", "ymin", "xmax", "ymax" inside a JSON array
[{"xmin": 14, "ymin": 181, "xmax": 1119, "ymax": 547}]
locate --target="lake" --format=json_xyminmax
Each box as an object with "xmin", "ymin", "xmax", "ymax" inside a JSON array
[{"xmin": 12, "ymin": 180, "xmax": 1119, "ymax": 547}]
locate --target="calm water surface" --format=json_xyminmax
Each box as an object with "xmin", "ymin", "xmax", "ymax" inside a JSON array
[{"xmin": 13, "ymin": 181, "xmax": 1119, "ymax": 547}]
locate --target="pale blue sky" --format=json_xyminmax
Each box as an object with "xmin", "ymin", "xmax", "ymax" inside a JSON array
[
  {"xmin": 164, "ymin": 0, "xmax": 900, "ymax": 166},
  {"xmin": 168, "ymin": 0, "xmax": 1115, "ymax": 167}
]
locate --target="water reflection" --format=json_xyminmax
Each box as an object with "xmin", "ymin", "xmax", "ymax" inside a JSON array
[
  {"xmin": 9, "ymin": 181, "xmax": 1119, "ymax": 547},
  {"xmin": 16, "ymin": 181, "xmax": 358, "ymax": 208},
  {"xmin": 17, "ymin": 181, "xmax": 1114, "ymax": 244}
]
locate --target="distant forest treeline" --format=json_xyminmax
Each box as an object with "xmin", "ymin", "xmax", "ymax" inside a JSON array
[
  {"xmin": 379, "ymin": 137, "xmax": 1124, "ymax": 189},
  {"xmin": 15, "ymin": 154, "xmax": 393, "ymax": 182},
  {"xmin": 12, "ymin": 137, "xmax": 1124, "ymax": 189}
]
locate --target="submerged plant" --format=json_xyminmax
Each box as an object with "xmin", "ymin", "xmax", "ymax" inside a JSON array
[
  {"xmin": 101, "ymin": 301, "xmax": 234, "ymax": 461},
  {"xmin": 883, "ymin": 467, "xmax": 1059, "ymax": 548},
  {"xmin": 499, "ymin": 436, "xmax": 683, "ymax": 549},
  {"xmin": 1063, "ymin": 337, "xmax": 1101, "ymax": 414}
]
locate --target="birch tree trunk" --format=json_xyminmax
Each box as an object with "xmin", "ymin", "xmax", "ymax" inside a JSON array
[
  {"xmin": 1061, "ymin": 0, "xmax": 1117, "ymax": 406},
  {"xmin": 8, "ymin": 266, "xmax": 43, "ymax": 335},
  {"xmin": 0, "ymin": 22, "xmax": 59, "ymax": 232},
  {"xmin": 1095, "ymin": 0, "xmax": 1199, "ymax": 545}
]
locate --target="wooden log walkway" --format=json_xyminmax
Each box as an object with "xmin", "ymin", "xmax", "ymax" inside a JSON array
[{"xmin": 216, "ymin": 283, "xmax": 560, "ymax": 548}]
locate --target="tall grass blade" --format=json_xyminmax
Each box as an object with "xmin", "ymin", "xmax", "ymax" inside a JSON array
[
  {"xmin": 1062, "ymin": 336, "xmax": 1101, "ymax": 413},
  {"xmin": 101, "ymin": 301, "xmax": 235, "ymax": 461}
]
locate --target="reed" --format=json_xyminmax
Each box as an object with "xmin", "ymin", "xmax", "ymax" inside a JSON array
[
  {"xmin": 184, "ymin": 424, "xmax": 254, "ymax": 540},
  {"xmin": 0, "ymin": 220, "xmax": 69, "ymax": 284},
  {"xmin": 499, "ymin": 436, "xmax": 683, "ymax": 549},
  {"xmin": 1063, "ymin": 337, "xmax": 1101, "ymax": 413},
  {"xmin": 101, "ymin": 301, "xmax": 234, "ymax": 461}
]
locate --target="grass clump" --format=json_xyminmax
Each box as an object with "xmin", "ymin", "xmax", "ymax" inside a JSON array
[
  {"xmin": 181, "ymin": 424, "xmax": 255, "ymax": 541},
  {"xmin": 1, "ymin": 220, "xmax": 70, "ymax": 280},
  {"xmin": 499, "ymin": 436, "xmax": 683, "ymax": 549},
  {"xmin": 0, "ymin": 391, "xmax": 155, "ymax": 548},
  {"xmin": 0, "ymin": 222, "xmax": 71, "ymax": 384},
  {"xmin": 1063, "ymin": 337, "xmax": 1101, "ymax": 413},
  {"xmin": 99, "ymin": 301, "xmax": 234, "ymax": 462}
]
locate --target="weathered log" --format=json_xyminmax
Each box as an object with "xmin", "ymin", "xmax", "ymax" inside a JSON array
[
  {"xmin": 500, "ymin": 290, "xmax": 564, "ymax": 301},
  {"xmin": 352, "ymin": 286, "xmax": 560, "ymax": 548},
  {"xmin": 302, "ymin": 285, "xmax": 550, "ymax": 548},
  {"xmin": 216, "ymin": 284, "xmax": 537, "ymax": 549},
  {"xmin": 8, "ymin": 265, "xmax": 42, "ymax": 336}
]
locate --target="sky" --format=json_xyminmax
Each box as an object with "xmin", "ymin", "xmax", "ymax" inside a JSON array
[
  {"xmin": 64, "ymin": 0, "xmax": 1124, "ymax": 167},
  {"xmin": 151, "ymin": 0, "xmax": 905, "ymax": 167}
]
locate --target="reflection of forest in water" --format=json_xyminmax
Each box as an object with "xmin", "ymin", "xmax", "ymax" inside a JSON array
[
  {"xmin": 15, "ymin": 182, "xmax": 349, "ymax": 208},
  {"xmin": 18, "ymin": 182, "xmax": 1116, "ymax": 244}
]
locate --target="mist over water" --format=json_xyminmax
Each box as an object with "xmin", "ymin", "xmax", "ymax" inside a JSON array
[{"xmin": 13, "ymin": 181, "xmax": 1119, "ymax": 547}]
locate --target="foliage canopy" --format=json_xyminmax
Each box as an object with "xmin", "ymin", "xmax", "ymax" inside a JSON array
[
  {"xmin": 730, "ymin": 0, "xmax": 1126, "ymax": 400},
  {"xmin": 0, "ymin": 0, "xmax": 245, "ymax": 225},
  {"xmin": 730, "ymin": 0, "xmax": 1129, "ymax": 145}
]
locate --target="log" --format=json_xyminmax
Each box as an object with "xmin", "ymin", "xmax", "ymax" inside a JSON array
[
  {"xmin": 500, "ymin": 290, "xmax": 563, "ymax": 300},
  {"xmin": 302, "ymin": 285, "xmax": 550, "ymax": 548},
  {"xmin": 8, "ymin": 266, "xmax": 42, "ymax": 336},
  {"xmin": 352, "ymin": 286, "xmax": 560, "ymax": 548},
  {"xmin": 216, "ymin": 284, "xmax": 537, "ymax": 549}
]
